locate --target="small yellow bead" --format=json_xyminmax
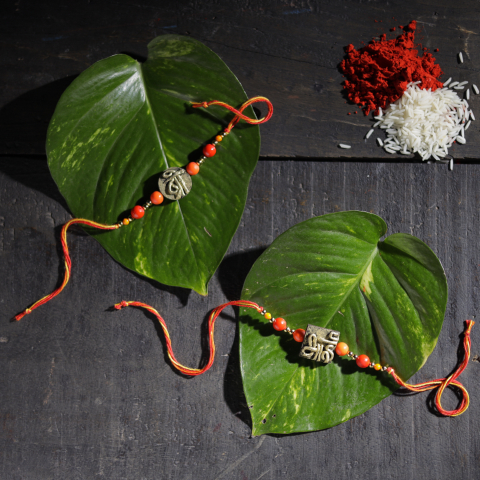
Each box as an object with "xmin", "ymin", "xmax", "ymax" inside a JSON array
[
  {"xmin": 122, "ymin": 218, "xmax": 130, "ymax": 226},
  {"xmin": 215, "ymin": 135, "xmax": 223, "ymax": 142},
  {"xmin": 264, "ymin": 312, "xmax": 272, "ymax": 320},
  {"xmin": 374, "ymin": 364, "xmax": 382, "ymax": 371}
]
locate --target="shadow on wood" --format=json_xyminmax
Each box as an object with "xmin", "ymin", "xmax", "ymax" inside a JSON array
[
  {"xmin": 0, "ymin": 76, "xmax": 78, "ymax": 156},
  {"xmin": 217, "ymin": 248, "xmax": 266, "ymax": 301}
]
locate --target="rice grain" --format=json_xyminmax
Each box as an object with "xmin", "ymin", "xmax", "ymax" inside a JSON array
[{"xmin": 374, "ymin": 82, "xmax": 473, "ymax": 161}]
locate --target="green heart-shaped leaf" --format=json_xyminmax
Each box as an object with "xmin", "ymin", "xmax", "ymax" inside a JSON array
[
  {"xmin": 46, "ymin": 35, "xmax": 260, "ymax": 295},
  {"xmin": 240, "ymin": 211, "xmax": 447, "ymax": 435}
]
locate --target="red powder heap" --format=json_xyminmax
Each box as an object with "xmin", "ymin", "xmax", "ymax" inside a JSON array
[{"xmin": 340, "ymin": 21, "xmax": 443, "ymax": 115}]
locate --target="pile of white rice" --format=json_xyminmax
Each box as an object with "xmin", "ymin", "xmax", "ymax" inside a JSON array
[{"xmin": 373, "ymin": 81, "xmax": 474, "ymax": 161}]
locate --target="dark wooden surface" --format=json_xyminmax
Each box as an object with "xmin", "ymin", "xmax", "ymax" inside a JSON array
[{"xmin": 1, "ymin": 1, "xmax": 480, "ymax": 479}]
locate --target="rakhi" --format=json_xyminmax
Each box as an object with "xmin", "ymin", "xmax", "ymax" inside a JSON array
[
  {"xmin": 14, "ymin": 96, "xmax": 273, "ymax": 321},
  {"xmin": 113, "ymin": 299, "xmax": 474, "ymax": 418}
]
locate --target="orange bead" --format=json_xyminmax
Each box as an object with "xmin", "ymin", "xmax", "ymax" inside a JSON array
[
  {"xmin": 335, "ymin": 342, "xmax": 349, "ymax": 356},
  {"xmin": 131, "ymin": 205, "xmax": 144, "ymax": 219},
  {"xmin": 215, "ymin": 135, "xmax": 223, "ymax": 142},
  {"xmin": 203, "ymin": 144, "xmax": 216, "ymax": 157},
  {"xmin": 374, "ymin": 364, "xmax": 382, "ymax": 371},
  {"xmin": 122, "ymin": 218, "xmax": 130, "ymax": 226},
  {"xmin": 264, "ymin": 312, "xmax": 272, "ymax": 320},
  {"xmin": 272, "ymin": 317, "xmax": 286, "ymax": 331},
  {"xmin": 293, "ymin": 329, "xmax": 305, "ymax": 343},
  {"xmin": 186, "ymin": 162, "xmax": 200, "ymax": 176},
  {"xmin": 150, "ymin": 191, "xmax": 164, "ymax": 205},
  {"xmin": 356, "ymin": 354, "xmax": 370, "ymax": 369}
]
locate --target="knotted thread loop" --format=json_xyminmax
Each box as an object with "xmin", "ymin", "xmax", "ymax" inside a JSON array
[
  {"xmin": 113, "ymin": 300, "xmax": 263, "ymax": 376},
  {"xmin": 390, "ymin": 320, "xmax": 474, "ymax": 417},
  {"xmin": 191, "ymin": 96, "xmax": 274, "ymax": 133}
]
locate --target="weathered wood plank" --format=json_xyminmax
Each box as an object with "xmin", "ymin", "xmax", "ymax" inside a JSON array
[
  {"xmin": 1, "ymin": 157, "xmax": 479, "ymax": 479},
  {"xmin": 2, "ymin": 0, "xmax": 480, "ymax": 159}
]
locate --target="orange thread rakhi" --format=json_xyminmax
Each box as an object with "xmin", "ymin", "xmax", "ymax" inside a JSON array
[
  {"xmin": 113, "ymin": 300, "xmax": 474, "ymax": 418},
  {"xmin": 14, "ymin": 96, "xmax": 273, "ymax": 322}
]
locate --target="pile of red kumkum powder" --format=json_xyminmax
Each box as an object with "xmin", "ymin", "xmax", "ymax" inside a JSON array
[{"xmin": 340, "ymin": 20, "xmax": 443, "ymax": 115}]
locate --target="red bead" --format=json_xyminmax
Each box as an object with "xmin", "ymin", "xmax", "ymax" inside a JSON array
[
  {"xmin": 293, "ymin": 329, "xmax": 305, "ymax": 343},
  {"xmin": 150, "ymin": 191, "xmax": 164, "ymax": 205},
  {"xmin": 356, "ymin": 354, "xmax": 370, "ymax": 368},
  {"xmin": 186, "ymin": 162, "xmax": 200, "ymax": 176},
  {"xmin": 131, "ymin": 205, "xmax": 145, "ymax": 219},
  {"xmin": 335, "ymin": 342, "xmax": 349, "ymax": 356},
  {"xmin": 203, "ymin": 144, "xmax": 216, "ymax": 157},
  {"xmin": 272, "ymin": 317, "xmax": 286, "ymax": 331}
]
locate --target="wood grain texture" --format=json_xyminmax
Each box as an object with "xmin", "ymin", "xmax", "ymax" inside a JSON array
[
  {"xmin": 1, "ymin": 1, "xmax": 480, "ymax": 479},
  {"xmin": 2, "ymin": 158, "xmax": 480, "ymax": 479},
  {"xmin": 2, "ymin": 0, "xmax": 480, "ymax": 159}
]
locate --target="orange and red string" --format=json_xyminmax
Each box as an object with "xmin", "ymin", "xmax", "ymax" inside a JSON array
[
  {"xmin": 191, "ymin": 96, "xmax": 274, "ymax": 133},
  {"xmin": 388, "ymin": 320, "xmax": 474, "ymax": 417},
  {"xmin": 14, "ymin": 219, "xmax": 119, "ymax": 321},
  {"xmin": 114, "ymin": 300, "xmax": 262, "ymax": 376}
]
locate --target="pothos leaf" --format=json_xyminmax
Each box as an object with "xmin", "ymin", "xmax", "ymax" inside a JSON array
[
  {"xmin": 240, "ymin": 211, "xmax": 447, "ymax": 435},
  {"xmin": 47, "ymin": 35, "xmax": 260, "ymax": 295}
]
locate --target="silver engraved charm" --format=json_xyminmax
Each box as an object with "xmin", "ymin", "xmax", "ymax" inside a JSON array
[
  {"xmin": 158, "ymin": 167, "xmax": 193, "ymax": 201},
  {"xmin": 299, "ymin": 324, "xmax": 340, "ymax": 364}
]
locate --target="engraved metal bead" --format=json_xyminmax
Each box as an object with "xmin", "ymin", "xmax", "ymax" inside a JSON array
[
  {"xmin": 348, "ymin": 351, "xmax": 354, "ymax": 357},
  {"xmin": 198, "ymin": 159, "xmax": 204, "ymax": 165},
  {"xmin": 382, "ymin": 366, "xmax": 388, "ymax": 372},
  {"xmin": 369, "ymin": 362, "xmax": 375, "ymax": 368},
  {"xmin": 298, "ymin": 325, "xmax": 340, "ymax": 364},
  {"xmin": 270, "ymin": 317, "xmax": 275, "ymax": 323},
  {"xmin": 353, "ymin": 355, "xmax": 358, "ymax": 360},
  {"xmin": 285, "ymin": 327, "xmax": 291, "ymax": 333},
  {"xmin": 213, "ymin": 140, "xmax": 218, "ymax": 145},
  {"xmin": 158, "ymin": 166, "xmax": 192, "ymax": 201},
  {"xmin": 261, "ymin": 309, "xmax": 267, "ymax": 315}
]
